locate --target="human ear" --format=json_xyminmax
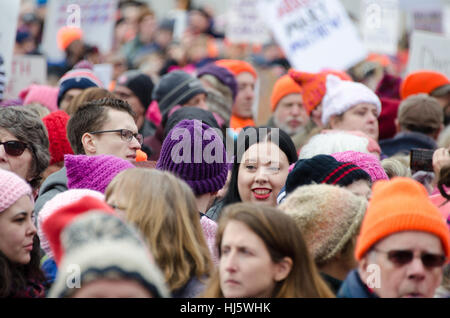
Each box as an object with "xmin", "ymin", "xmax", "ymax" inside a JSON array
[
  {"xmin": 274, "ymin": 256, "xmax": 293, "ymax": 282},
  {"xmin": 81, "ymin": 132, "xmax": 97, "ymax": 155}
]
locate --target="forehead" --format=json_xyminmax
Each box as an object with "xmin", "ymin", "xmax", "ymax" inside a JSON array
[
  {"xmin": 0, "ymin": 127, "xmax": 18, "ymax": 140},
  {"xmin": 222, "ymin": 220, "xmax": 266, "ymax": 248},
  {"xmin": 243, "ymin": 142, "xmax": 286, "ymax": 161},
  {"xmin": 375, "ymin": 231, "xmax": 444, "ymax": 253},
  {"xmin": 236, "ymin": 72, "xmax": 256, "ymax": 85},
  {"xmin": 350, "ymin": 103, "xmax": 377, "ymax": 111},
  {"xmin": 101, "ymin": 109, "xmax": 136, "ymax": 130},
  {"xmin": 279, "ymin": 93, "xmax": 302, "ymax": 104}
]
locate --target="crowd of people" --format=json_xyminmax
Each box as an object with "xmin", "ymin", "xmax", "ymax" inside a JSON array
[{"xmin": 0, "ymin": 0, "xmax": 450, "ymax": 299}]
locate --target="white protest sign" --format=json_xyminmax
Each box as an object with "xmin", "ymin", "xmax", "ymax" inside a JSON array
[
  {"xmin": 407, "ymin": 31, "xmax": 450, "ymax": 78},
  {"xmin": 0, "ymin": 0, "xmax": 20, "ymax": 82},
  {"xmin": 226, "ymin": 0, "xmax": 271, "ymax": 44},
  {"xmin": 42, "ymin": 0, "xmax": 118, "ymax": 62},
  {"xmin": 259, "ymin": 0, "xmax": 367, "ymax": 72},
  {"xmin": 3, "ymin": 55, "xmax": 47, "ymax": 100},
  {"xmin": 360, "ymin": 0, "xmax": 399, "ymax": 56},
  {"xmin": 93, "ymin": 63, "xmax": 113, "ymax": 88}
]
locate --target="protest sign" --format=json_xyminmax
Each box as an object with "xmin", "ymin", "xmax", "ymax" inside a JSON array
[
  {"xmin": 259, "ymin": 0, "xmax": 367, "ymax": 72},
  {"xmin": 42, "ymin": 0, "xmax": 118, "ymax": 62},
  {"xmin": 3, "ymin": 55, "xmax": 47, "ymax": 100},
  {"xmin": 407, "ymin": 30, "xmax": 450, "ymax": 78},
  {"xmin": 226, "ymin": 0, "xmax": 271, "ymax": 44},
  {"xmin": 360, "ymin": 0, "xmax": 399, "ymax": 56},
  {"xmin": 0, "ymin": 0, "xmax": 20, "ymax": 82}
]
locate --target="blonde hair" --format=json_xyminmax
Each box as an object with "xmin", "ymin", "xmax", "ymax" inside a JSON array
[
  {"xmin": 65, "ymin": 87, "xmax": 115, "ymax": 116},
  {"xmin": 381, "ymin": 155, "xmax": 411, "ymax": 178},
  {"xmin": 201, "ymin": 203, "xmax": 335, "ymax": 298},
  {"xmin": 105, "ymin": 168, "xmax": 213, "ymax": 292}
]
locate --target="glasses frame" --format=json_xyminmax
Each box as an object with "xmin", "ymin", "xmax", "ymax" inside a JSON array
[
  {"xmin": 89, "ymin": 129, "xmax": 143, "ymax": 145},
  {"xmin": 373, "ymin": 248, "xmax": 447, "ymax": 268},
  {"xmin": 0, "ymin": 140, "xmax": 30, "ymax": 156}
]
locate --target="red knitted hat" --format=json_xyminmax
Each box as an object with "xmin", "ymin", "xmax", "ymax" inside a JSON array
[
  {"xmin": 289, "ymin": 69, "xmax": 352, "ymax": 115},
  {"xmin": 42, "ymin": 110, "xmax": 74, "ymax": 165},
  {"xmin": 270, "ymin": 74, "xmax": 303, "ymax": 112},
  {"xmin": 400, "ymin": 70, "xmax": 450, "ymax": 100},
  {"xmin": 57, "ymin": 26, "xmax": 83, "ymax": 51},
  {"xmin": 41, "ymin": 196, "xmax": 115, "ymax": 265}
]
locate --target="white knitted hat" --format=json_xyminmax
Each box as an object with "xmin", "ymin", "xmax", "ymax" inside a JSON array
[
  {"xmin": 321, "ymin": 75, "xmax": 381, "ymax": 126},
  {"xmin": 37, "ymin": 189, "xmax": 105, "ymax": 259}
]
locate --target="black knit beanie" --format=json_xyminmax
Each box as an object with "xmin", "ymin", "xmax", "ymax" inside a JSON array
[
  {"xmin": 116, "ymin": 70, "xmax": 154, "ymax": 111},
  {"xmin": 285, "ymin": 154, "xmax": 371, "ymax": 194}
]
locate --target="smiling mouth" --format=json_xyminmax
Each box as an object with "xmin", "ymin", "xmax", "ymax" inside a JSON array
[{"xmin": 252, "ymin": 189, "xmax": 271, "ymax": 200}]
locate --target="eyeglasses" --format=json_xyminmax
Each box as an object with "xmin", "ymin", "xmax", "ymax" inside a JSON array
[
  {"xmin": 0, "ymin": 140, "xmax": 29, "ymax": 156},
  {"xmin": 89, "ymin": 129, "xmax": 143, "ymax": 145},
  {"xmin": 373, "ymin": 248, "xmax": 447, "ymax": 268}
]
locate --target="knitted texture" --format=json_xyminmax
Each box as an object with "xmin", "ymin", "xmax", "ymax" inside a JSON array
[
  {"xmin": 116, "ymin": 70, "xmax": 154, "ymax": 111},
  {"xmin": 57, "ymin": 26, "xmax": 83, "ymax": 51},
  {"xmin": 299, "ymin": 131, "xmax": 371, "ymax": 160},
  {"xmin": 65, "ymin": 154, "xmax": 134, "ymax": 193},
  {"xmin": 156, "ymin": 119, "xmax": 228, "ymax": 195},
  {"xmin": 280, "ymin": 184, "xmax": 367, "ymax": 264},
  {"xmin": 331, "ymin": 151, "xmax": 388, "ymax": 182},
  {"xmin": 41, "ymin": 195, "xmax": 115, "ymax": 265},
  {"xmin": 37, "ymin": 189, "xmax": 105, "ymax": 259},
  {"xmin": 19, "ymin": 84, "xmax": 58, "ymax": 112},
  {"xmin": 270, "ymin": 74, "xmax": 303, "ymax": 111},
  {"xmin": 285, "ymin": 154, "xmax": 371, "ymax": 195},
  {"xmin": 400, "ymin": 70, "xmax": 450, "ymax": 100},
  {"xmin": 0, "ymin": 169, "xmax": 32, "ymax": 212},
  {"xmin": 321, "ymin": 75, "xmax": 381, "ymax": 126},
  {"xmin": 197, "ymin": 63, "xmax": 238, "ymax": 103},
  {"xmin": 48, "ymin": 212, "xmax": 169, "ymax": 298},
  {"xmin": 289, "ymin": 69, "xmax": 352, "ymax": 114},
  {"xmin": 215, "ymin": 59, "xmax": 257, "ymax": 78},
  {"xmin": 57, "ymin": 68, "xmax": 103, "ymax": 106},
  {"xmin": 355, "ymin": 177, "xmax": 450, "ymax": 260},
  {"xmin": 152, "ymin": 70, "xmax": 207, "ymax": 117},
  {"xmin": 200, "ymin": 216, "xmax": 219, "ymax": 265},
  {"xmin": 42, "ymin": 110, "xmax": 74, "ymax": 165}
]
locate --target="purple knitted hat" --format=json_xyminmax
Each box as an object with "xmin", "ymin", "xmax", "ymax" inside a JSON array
[
  {"xmin": 65, "ymin": 154, "xmax": 134, "ymax": 193},
  {"xmin": 331, "ymin": 151, "xmax": 388, "ymax": 183},
  {"xmin": 197, "ymin": 63, "xmax": 238, "ymax": 103},
  {"xmin": 156, "ymin": 119, "xmax": 228, "ymax": 195}
]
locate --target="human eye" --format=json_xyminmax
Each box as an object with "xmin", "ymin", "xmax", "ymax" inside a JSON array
[{"xmin": 122, "ymin": 129, "xmax": 133, "ymax": 140}]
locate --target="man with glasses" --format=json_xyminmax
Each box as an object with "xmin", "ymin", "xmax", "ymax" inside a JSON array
[
  {"xmin": 34, "ymin": 98, "xmax": 141, "ymax": 219},
  {"xmin": 338, "ymin": 177, "xmax": 450, "ymax": 298}
]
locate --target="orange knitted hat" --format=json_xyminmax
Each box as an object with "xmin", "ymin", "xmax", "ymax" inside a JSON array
[
  {"xmin": 57, "ymin": 26, "xmax": 83, "ymax": 51},
  {"xmin": 215, "ymin": 59, "xmax": 257, "ymax": 79},
  {"xmin": 355, "ymin": 177, "xmax": 450, "ymax": 260},
  {"xmin": 400, "ymin": 70, "xmax": 450, "ymax": 100},
  {"xmin": 270, "ymin": 74, "xmax": 303, "ymax": 111},
  {"xmin": 289, "ymin": 69, "xmax": 352, "ymax": 114}
]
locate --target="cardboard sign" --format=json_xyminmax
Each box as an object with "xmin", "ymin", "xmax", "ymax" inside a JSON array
[
  {"xmin": 259, "ymin": 0, "xmax": 367, "ymax": 72},
  {"xmin": 226, "ymin": 0, "xmax": 271, "ymax": 44},
  {"xmin": 360, "ymin": 0, "xmax": 399, "ymax": 55},
  {"xmin": 407, "ymin": 30, "xmax": 450, "ymax": 78},
  {"xmin": 42, "ymin": 0, "xmax": 118, "ymax": 62},
  {"xmin": 0, "ymin": 0, "xmax": 20, "ymax": 82},
  {"xmin": 4, "ymin": 55, "xmax": 47, "ymax": 100}
]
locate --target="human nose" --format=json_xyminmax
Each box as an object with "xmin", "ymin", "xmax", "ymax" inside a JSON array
[
  {"xmin": 27, "ymin": 219, "xmax": 37, "ymax": 237},
  {"xmin": 254, "ymin": 167, "xmax": 269, "ymax": 184},
  {"xmin": 223, "ymin": 250, "xmax": 238, "ymax": 273},
  {"xmin": 129, "ymin": 136, "xmax": 141, "ymax": 150},
  {"xmin": 0, "ymin": 144, "xmax": 7, "ymax": 161},
  {"xmin": 406, "ymin": 255, "xmax": 427, "ymax": 282}
]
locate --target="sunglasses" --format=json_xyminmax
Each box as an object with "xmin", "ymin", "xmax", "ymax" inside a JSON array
[
  {"xmin": 374, "ymin": 248, "xmax": 447, "ymax": 268},
  {"xmin": 0, "ymin": 140, "xmax": 29, "ymax": 156}
]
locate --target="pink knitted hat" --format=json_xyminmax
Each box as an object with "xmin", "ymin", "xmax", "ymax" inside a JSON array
[
  {"xmin": 331, "ymin": 151, "xmax": 388, "ymax": 183},
  {"xmin": 37, "ymin": 189, "xmax": 105, "ymax": 259},
  {"xmin": 19, "ymin": 84, "xmax": 59, "ymax": 112},
  {"xmin": 0, "ymin": 169, "xmax": 32, "ymax": 212},
  {"xmin": 65, "ymin": 154, "xmax": 134, "ymax": 193}
]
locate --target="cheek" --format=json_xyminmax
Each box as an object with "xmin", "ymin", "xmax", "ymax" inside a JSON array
[
  {"xmin": 237, "ymin": 171, "xmax": 252, "ymax": 201},
  {"xmin": 270, "ymin": 169, "xmax": 289, "ymax": 194}
]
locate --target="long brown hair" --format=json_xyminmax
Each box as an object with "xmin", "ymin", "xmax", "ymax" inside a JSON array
[
  {"xmin": 105, "ymin": 168, "xmax": 212, "ymax": 292},
  {"xmin": 202, "ymin": 202, "xmax": 335, "ymax": 298}
]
